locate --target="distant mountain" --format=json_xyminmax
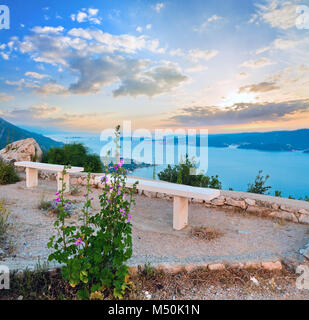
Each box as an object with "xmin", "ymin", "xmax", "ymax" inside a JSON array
[
  {"xmin": 207, "ymin": 129, "xmax": 309, "ymax": 152},
  {"xmin": 0, "ymin": 117, "xmax": 63, "ymax": 152}
]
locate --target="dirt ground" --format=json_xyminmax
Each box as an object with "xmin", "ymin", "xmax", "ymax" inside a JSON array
[{"xmin": 0, "ymin": 178, "xmax": 309, "ymax": 299}]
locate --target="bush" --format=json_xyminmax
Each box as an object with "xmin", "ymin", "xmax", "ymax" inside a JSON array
[
  {"xmin": 158, "ymin": 154, "xmax": 222, "ymax": 189},
  {"xmin": 247, "ymin": 170, "xmax": 271, "ymax": 194},
  {"xmin": 0, "ymin": 201, "xmax": 10, "ymax": 241},
  {"xmin": 0, "ymin": 159, "xmax": 20, "ymax": 185},
  {"xmin": 43, "ymin": 143, "xmax": 102, "ymax": 173}
]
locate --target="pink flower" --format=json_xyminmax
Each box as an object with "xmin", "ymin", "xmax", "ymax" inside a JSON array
[
  {"xmin": 74, "ymin": 237, "xmax": 84, "ymax": 246},
  {"xmin": 127, "ymin": 213, "xmax": 132, "ymax": 222},
  {"xmin": 120, "ymin": 208, "xmax": 126, "ymax": 216},
  {"xmin": 55, "ymin": 192, "xmax": 59, "ymax": 196},
  {"xmin": 118, "ymin": 159, "xmax": 124, "ymax": 167},
  {"xmin": 55, "ymin": 197, "xmax": 60, "ymax": 202}
]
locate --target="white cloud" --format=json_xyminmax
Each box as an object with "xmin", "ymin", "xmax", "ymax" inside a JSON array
[
  {"xmin": 256, "ymin": 37, "xmax": 307, "ymax": 54},
  {"xmin": 136, "ymin": 26, "xmax": 143, "ymax": 32},
  {"xmin": 38, "ymin": 83, "xmax": 69, "ymax": 95},
  {"xmin": 194, "ymin": 14, "xmax": 224, "ymax": 32},
  {"xmin": 240, "ymin": 57, "xmax": 274, "ymax": 68},
  {"xmin": 146, "ymin": 24, "xmax": 152, "ymax": 30},
  {"xmin": 25, "ymin": 71, "xmax": 48, "ymax": 79},
  {"xmin": 0, "ymin": 93, "xmax": 14, "ymax": 102},
  {"xmin": 0, "ymin": 52, "xmax": 9, "ymax": 60},
  {"xmin": 185, "ymin": 65, "xmax": 208, "ymax": 73},
  {"xmin": 250, "ymin": 0, "xmax": 298, "ymax": 30},
  {"xmin": 31, "ymin": 26, "xmax": 64, "ymax": 34},
  {"xmin": 188, "ymin": 49, "xmax": 218, "ymax": 61},
  {"xmin": 153, "ymin": 3, "xmax": 164, "ymax": 13},
  {"xmin": 71, "ymin": 8, "xmax": 102, "ymax": 25}
]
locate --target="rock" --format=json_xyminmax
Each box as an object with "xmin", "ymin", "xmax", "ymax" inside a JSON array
[
  {"xmin": 138, "ymin": 189, "xmax": 143, "ymax": 196},
  {"xmin": 143, "ymin": 291, "xmax": 152, "ymax": 300},
  {"xmin": 299, "ymin": 214, "xmax": 309, "ymax": 224},
  {"xmin": 211, "ymin": 197, "xmax": 225, "ymax": 206},
  {"xmin": 143, "ymin": 190, "xmax": 157, "ymax": 198},
  {"xmin": 261, "ymin": 261, "xmax": 282, "ymax": 271},
  {"xmin": 17, "ymin": 295, "xmax": 23, "ymax": 300},
  {"xmin": 280, "ymin": 205, "xmax": 295, "ymax": 213},
  {"xmin": 156, "ymin": 192, "xmax": 165, "ymax": 199},
  {"xmin": 269, "ymin": 211, "xmax": 298, "ymax": 223},
  {"xmin": 250, "ymin": 276, "xmax": 259, "ymax": 286},
  {"xmin": 245, "ymin": 198, "xmax": 256, "ymax": 206},
  {"xmin": 299, "ymin": 208, "xmax": 309, "ymax": 215},
  {"xmin": 208, "ymin": 263, "xmax": 225, "ymax": 271},
  {"xmin": 192, "ymin": 198, "xmax": 204, "ymax": 204},
  {"xmin": 0, "ymin": 138, "xmax": 42, "ymax": 163},
  {"xmin": 271, "ymin": 203, "xmax": 279, "ymax": 210},
  {"xmin": 225, "ymin": 198, "xmax": 246, "ymax": 210},
  {"xmin": 244, "ymin": 262, "xmax": 261, "ymax": 269}
]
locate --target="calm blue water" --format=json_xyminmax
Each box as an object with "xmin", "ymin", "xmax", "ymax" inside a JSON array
[{"xmin": 47, "ymin": 133, "xmax": 309, "ymax": 199}]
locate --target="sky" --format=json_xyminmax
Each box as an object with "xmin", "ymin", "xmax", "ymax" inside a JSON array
[{"xmin": 0, "ymin": 0, "xmax": 309, "ymax": 134}]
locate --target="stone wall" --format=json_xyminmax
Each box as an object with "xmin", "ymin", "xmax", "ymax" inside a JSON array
[{"xmin": 39, "ymin": 171, "xmax": 309, "ymax": 225}]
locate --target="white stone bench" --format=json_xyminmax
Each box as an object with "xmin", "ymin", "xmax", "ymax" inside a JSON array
[
  {"xmin": 95, "ymin": 175, "xmax": 220, "ymax": 230},
  {"xmin": 14, "ymin": 161, "xmax": 84, "ymax": 193}
]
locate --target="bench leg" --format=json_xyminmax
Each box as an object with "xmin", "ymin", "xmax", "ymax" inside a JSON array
[
  {"xmin": 173, "ymin": 196, "xmax": 188, "ymax": 230},
  {"xmin": 57, "ymin": 172, "xmax": 70, "ymax": 193},
  {"xmin": 26, "ymin": 168, "xmax": 38, "ymax": 188}
]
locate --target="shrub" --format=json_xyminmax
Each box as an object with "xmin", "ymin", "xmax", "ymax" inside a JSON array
[
  {"xmin": 158, "ymin": 154, "xmax": 222, "ymax": 189},
  {"xmin": 0, "ymin": 159, "xmax": 20, "ymax": 185},
  {"xmin": 43, "ymin": 143, "xmax": 102, "ymax": 173},
  {"xmin": 48, "ymin": 126, "xmax": 138, "ymax": 300},
  {"xmin": 247, "ymin": 170, "xmax": 271, "ymax": 194},
  {"xmin": 0, "ymin": 201, "xmax": 10, "ymax": 242}
]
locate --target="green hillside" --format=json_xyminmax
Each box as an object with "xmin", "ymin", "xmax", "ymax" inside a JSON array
[{"xmin": 0, "ymin": 117, "xmax": 63, "ymax": 152}]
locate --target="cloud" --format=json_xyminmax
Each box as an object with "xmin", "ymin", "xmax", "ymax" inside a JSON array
[
  {"xmin": 256, "ymin": 38, "xmax": 308, "ymax": 54},
  {"xmin": 240, "ymin": 57, "xmax": 274, "ymax": 68},
  {"xmin": 66, "ymin": 56, "xmax": 188, "ymax": 97},
  {"xmin": 169, "ymin": 99, "xmax": 309, "ymax": 126},
  {"xmin": 37, "ymin": 83, "xmax": 69, "ymax": 95},
  {"xmin": 25, "ymin": 71, "xmax": 48, "ymax": 79},
  {"xmin": 188, "ymin": 49, "xmax": 219, "ymax": 61},
  {"xmin": 250, "ymin": 0, "xmax": 298, "ymax": 30},
  {"xmin": 31, "ymin": 26, "xmax": 64, "ymax": 34},
  {"xmin": 194, "ymin": 14, "xmax": 224, "ymax": 32},
  {"xmin": 0, "ymin": 52, "xmax": 9, "ymax": 60},
  {"xmin": 71, "ymin": 8, "xmax": 102, "ymax": 25},
  {"xmin": 113, "ymin": 62, "xmax": 189, "ymax": 97},
  {"xmin": 153, "ymin": 3, "xmax": 165, "ymax": 13},
  {"xmin": 237, "ymin": 72, "xmax": 249, "ymax": 79},
  {"xmin": 136, "ymin": 26, "xmax": 143, "ymax": 32},
  {"xmin": 0, "ymin": 93, "xmax": 14, "ymax": 102},
  {"xmin": 185, "ymin": 64, "xmax": 208, "ymax": 73},
  {"xmin": 146, "ymin": 24, "xmax": 152, "ymax": 30},
  {"xmin": 10, "ymin": 25, "xmax": 181, "ymax": 97},
  {"xmin": 239, "ymin": 81, "xmax": 280, "ymax": 93},
  {"xmin": 5, "ymin": 78, "xmax": 40, "ymax": 89}
]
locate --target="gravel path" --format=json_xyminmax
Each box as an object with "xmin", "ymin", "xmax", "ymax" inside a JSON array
[{"xmin": 0, "ymin": 179, "xmax": 309, "ymax": 272}]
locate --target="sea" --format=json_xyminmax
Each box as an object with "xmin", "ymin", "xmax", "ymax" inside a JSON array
[{"xmin": 46, "ymin": 132, "xmax": 309, "ymax": 199}]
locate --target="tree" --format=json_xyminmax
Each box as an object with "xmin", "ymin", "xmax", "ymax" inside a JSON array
[
  {"xmin": 158, "ymin": 154, "xmax": 222, "ymax": 189},
  {"xmin": 247, "ymin": 170, "xmax": 271, "ymax": 194},
  {"xmin": 43, "ymin": 143, "xmax": 103, "ymax": 172}
]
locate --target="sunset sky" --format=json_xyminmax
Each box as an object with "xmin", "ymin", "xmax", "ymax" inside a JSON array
[{"xmin": 0, "ymin": 0, "xmax": 309, "ymax": 133}]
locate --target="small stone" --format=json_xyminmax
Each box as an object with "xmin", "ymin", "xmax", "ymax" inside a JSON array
[
  {"xmin": 299, "ymin": 214, "xmax": 309, "ymax": 224},
  {"xmin": 280, "ymin": 205, "xmax": 295, "ymax": 213},
  {"xmin": 269, "ymin": 211, "xmax": 298, "ymax": 223},
  {"xmin": 143, "ymin": 191, "xmax": 157, "ymax": 198},
  {"xmin": 245, "ymin": 198, "xmax": 256, "ymax": 206},
  {"xmin": 208, "ymin": 263, "xmax": 225, "ymax": 271},
  {"xmin": 184, "ymin": 264, "xmax": 197, "ymax": 272},
  {"xmin": 156, "ymin": 193, "xmax": 165, "ymax": 199},
  {"xmin": 192, "ymin": 198, "xmax": 204, "ymax": 204},
  {"xmin": 211, "ymin": 198, "xmax": 225, "ymax": 206},
  {"xmin": 272, "ymin": 203, "xmax": 280, "ymax": 210},
  {"xmin": 17, "ymin": 295, "xmax": 23, "ymax": 300},
  {"xmin": 225, "ymin": 198, "xmax": 246, "ymax": 210},
  {"xmin": 250, "ymin": 277, "xmax": 259, "ymax": 286},
  {"xmin": 298, "ymin": 208, "xmax": 309, "ymax": 215},
  {"xmin": 143, "ymin": 291, "xmax": 152, "ymax": 300},
  {"xmin": 262, "ymin": 261, "xmax": 282, "ymax": 271}
]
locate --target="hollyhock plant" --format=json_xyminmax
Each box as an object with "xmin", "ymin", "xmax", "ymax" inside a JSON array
[{"xmin": 48, "ymin": 126, "xmax": 138, "ymax": 300}]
